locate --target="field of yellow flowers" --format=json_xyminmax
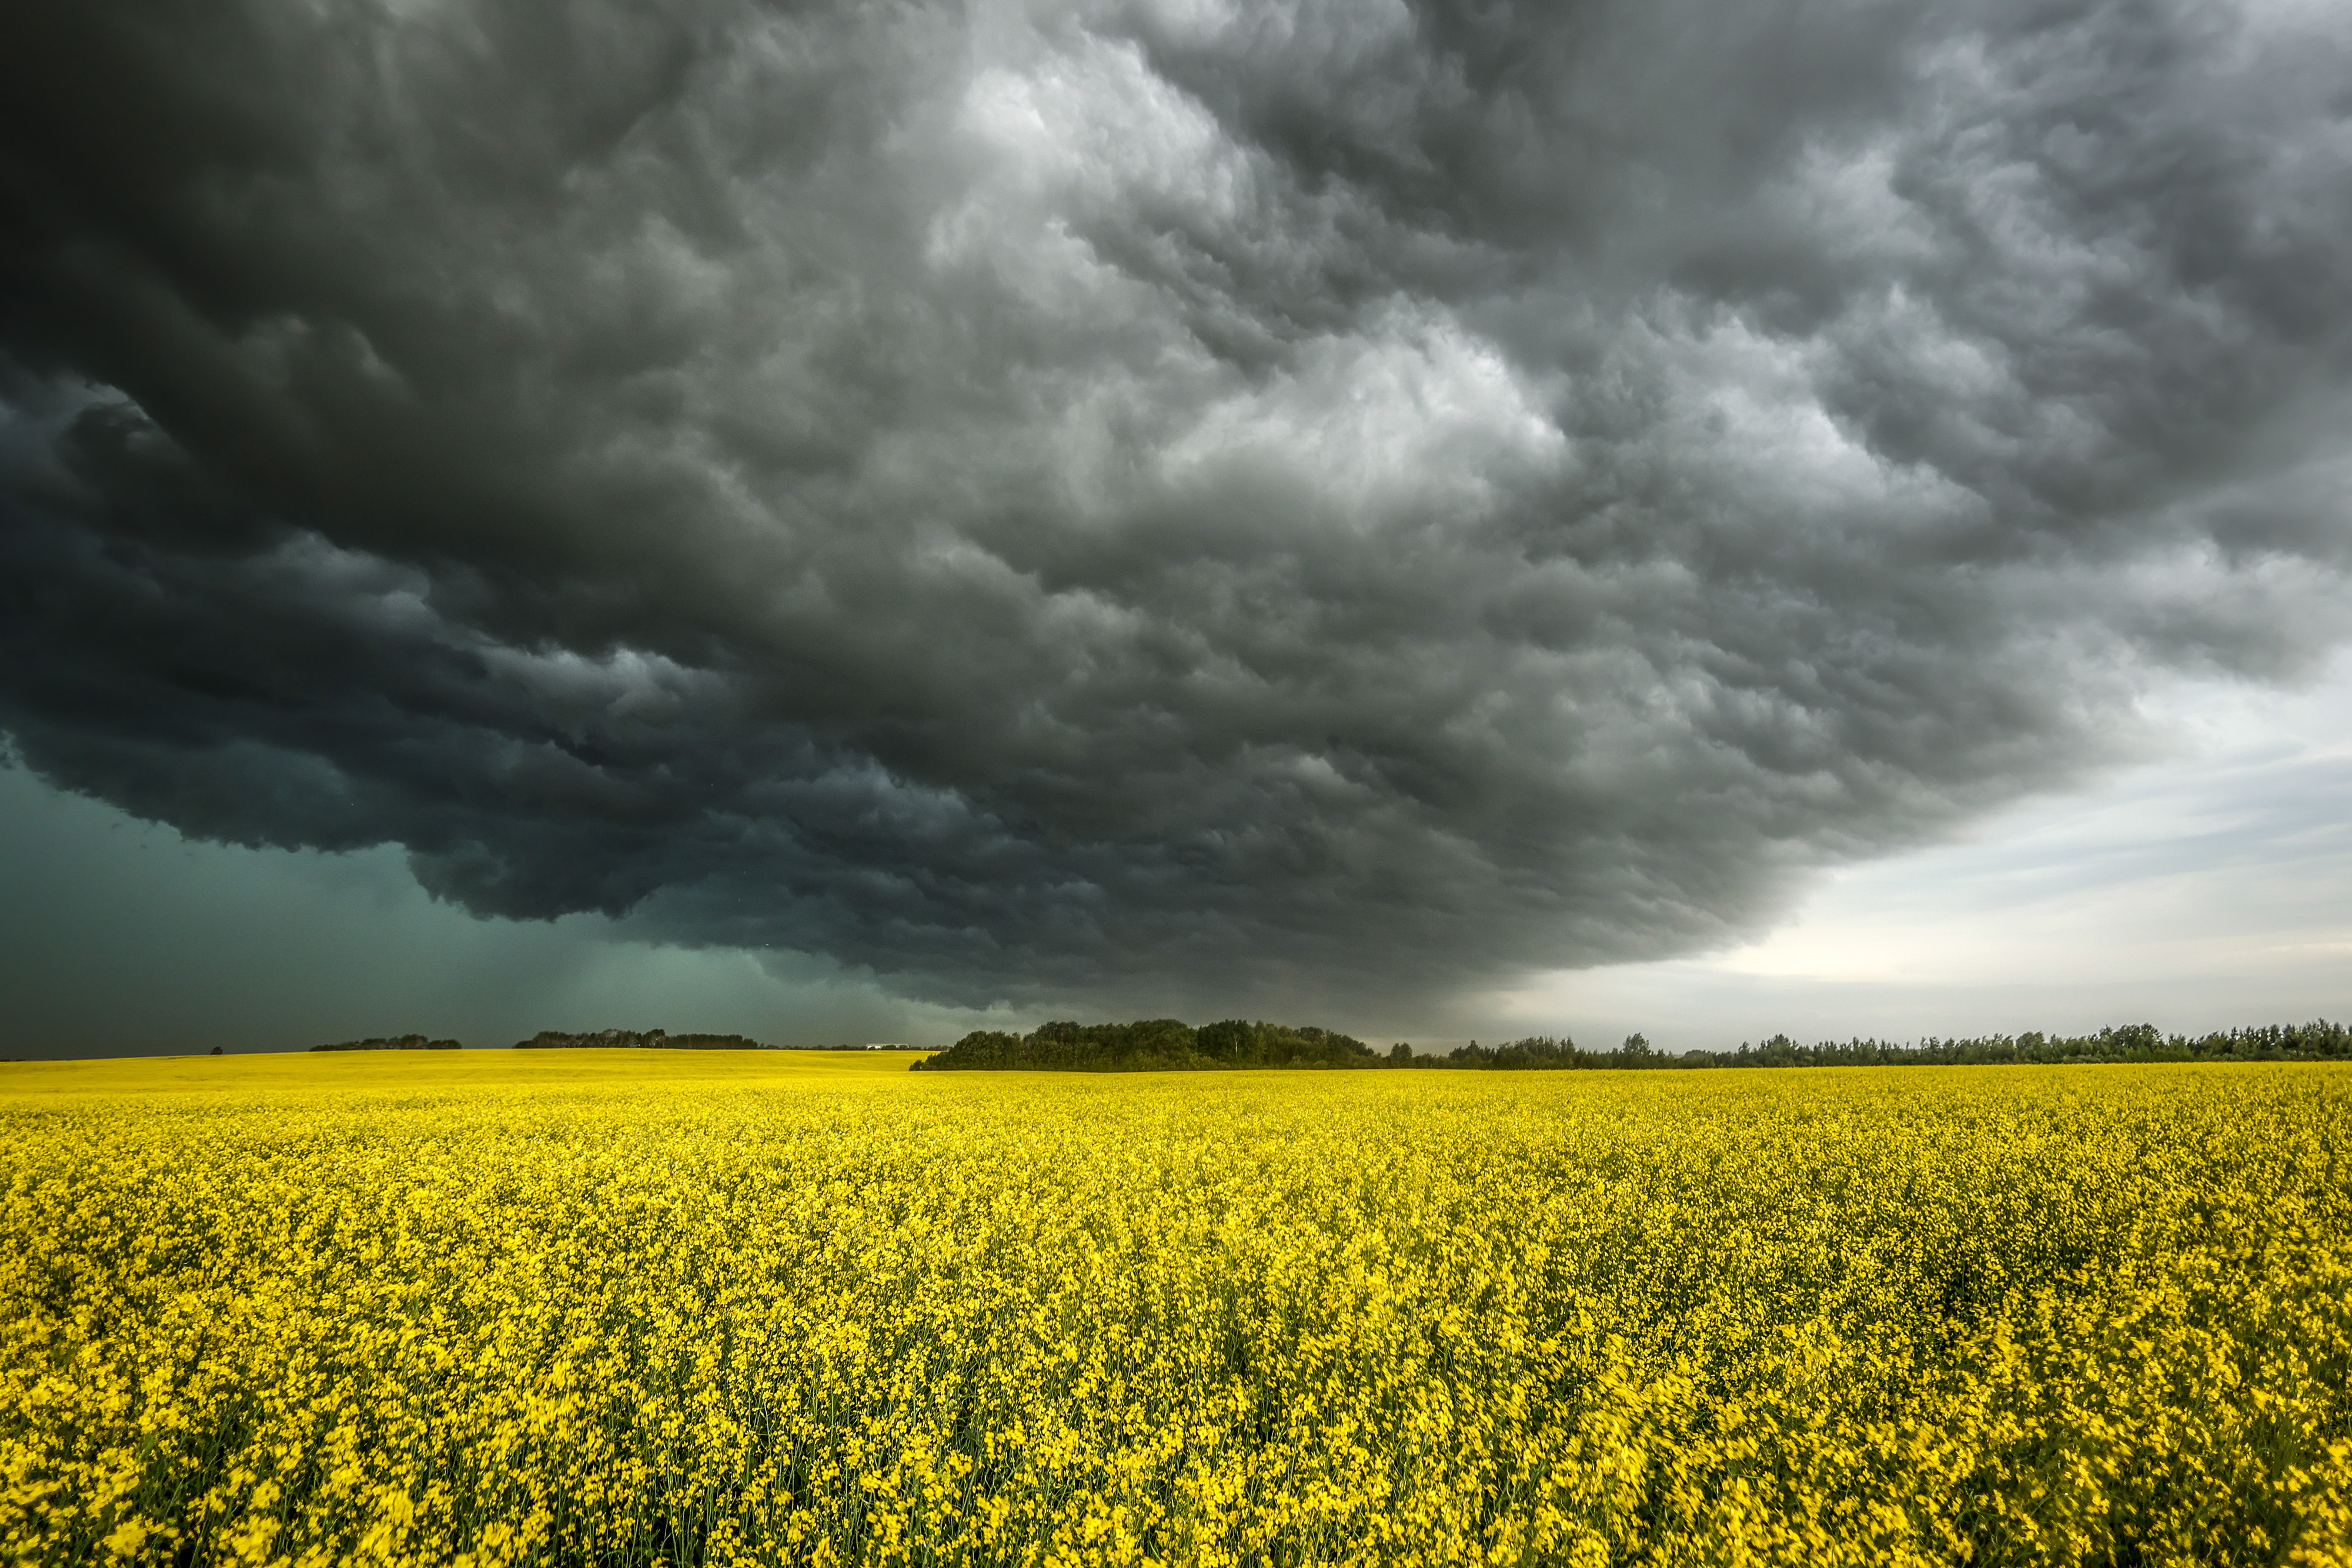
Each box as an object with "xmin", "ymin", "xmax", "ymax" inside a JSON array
[{"xmin": 2, "ymin": 1052, "xmax": 2347, "ymax": 1566}]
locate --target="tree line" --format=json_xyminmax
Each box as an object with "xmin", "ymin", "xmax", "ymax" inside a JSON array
[
  {"xmin": 310, "ymin": 1034, "xmax": 462, "ymax": 1052},
  {"xmin": 912, "ymin": 1019, "xmax": 1382, "ymax": 1071},
  {"xmin": 299, "ymin": 1019, "xmax": 2352, "ymax": 1065},
  {"xmin": 1678, "ymin": 1020, "xmax": 2352, "ymax": 1068},
  {"xmin": 914, "ymin": 1019, "xmax": 2352, "ymax": 1071},
  {"xmin": 512, "ymin": 1029, "xmax": 771, "ymax": 1051},
  {"xmin": 310, "ymin": 1028, "xmax": 779, "ymax": 1051}
]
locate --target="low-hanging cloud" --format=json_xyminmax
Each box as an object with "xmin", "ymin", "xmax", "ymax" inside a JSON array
[{"xmin": 2, "ymin": 0, "xmax": 2348, "ymax": 1018}]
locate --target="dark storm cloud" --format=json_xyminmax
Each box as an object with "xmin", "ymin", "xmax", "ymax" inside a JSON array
[{"xmin": 2, "ymin": 0, "xmax": 2348, "ymax": 1015}]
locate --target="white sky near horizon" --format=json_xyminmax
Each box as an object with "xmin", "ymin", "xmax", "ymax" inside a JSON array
[
  {"xmin": 3, "ymin": 656, "xmax": 2347, "ymax": 1058},
  {"xmin": 1483, "ymin": 654, "xmax": 2352, "ymax": 1051}
]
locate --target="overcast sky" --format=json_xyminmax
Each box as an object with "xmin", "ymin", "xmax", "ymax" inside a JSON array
[{"xmin": 3, "ymin": 0, "xmax": 2348, "ymax": 1055}]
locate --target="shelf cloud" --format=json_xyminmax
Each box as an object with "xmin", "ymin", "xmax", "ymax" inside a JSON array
[{"xmin": 4, "ymin": 0, "xmax": 2348, "ymax": 1015}]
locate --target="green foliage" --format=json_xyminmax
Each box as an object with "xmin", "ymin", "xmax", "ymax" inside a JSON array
[
  {"xmin": 512, "ymin": 1029, "xmax": 769, "ymax": 1051},
  {"xmin": 310, "ymin": 1034, "xmax": 462, "ymax": 1052},
  {"xmin": 918, "ymin": 1018, "xmax": 2352, "ymax": 1074},
  {"xmin": 1682, "ymin": 1019, "xmax": 2352, "ymax": 1068},
  {"xmin": 1393, "ymin": 1032, "xmax": 1656, "ymax": 1070},
  {"xmin": 913, "ymin": 1018, "xmax": 1378, "ymax": 1072},
  {"xmin": 1195, "ymin": 1019, "xmax": 1380, "ymax": 1066}
]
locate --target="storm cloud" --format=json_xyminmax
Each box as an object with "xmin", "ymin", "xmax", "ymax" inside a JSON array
[{"xmin": 2, "ymin": 0, "xmax": 2348, "ymax": 1016}]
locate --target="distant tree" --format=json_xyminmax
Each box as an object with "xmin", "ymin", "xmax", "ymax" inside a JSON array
[
  {"xmin": 512, "ymin": 1029, "xmax": 765, "ymax": 1050},
  {"xmin": 913, "ymin": 1018, "xmax": 1376, "ymax": 1072},
  {"xmin": 1611, "ymin": 1033, "xmax": 1661, "ymax": 1068}
]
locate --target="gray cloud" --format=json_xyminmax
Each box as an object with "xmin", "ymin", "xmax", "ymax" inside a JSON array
[{"xmin": 2, "ymin": 0, "xmax": 2348, "ymax": 1019}]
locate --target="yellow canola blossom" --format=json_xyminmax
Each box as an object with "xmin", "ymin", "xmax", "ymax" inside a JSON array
[{"xmin": 1, "ymin": 1053, "xmax": 2347, "ymax": 1566}]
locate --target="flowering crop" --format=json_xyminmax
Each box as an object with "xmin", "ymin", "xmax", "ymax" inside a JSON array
[{"xmin": 2, "ymin": 1054, "xmax": 2347, "ymax": 1565}]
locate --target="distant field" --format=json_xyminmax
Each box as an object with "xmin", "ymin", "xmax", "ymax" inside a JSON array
[{"xmin": 3, "ymin": 1055, "xmax": 2347, "ymax": 1565}]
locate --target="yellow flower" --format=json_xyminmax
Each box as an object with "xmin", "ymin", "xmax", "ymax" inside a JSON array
[{"xmin": 0, "ymin": 1053, "xmax": 2346, "ymax": 1564}]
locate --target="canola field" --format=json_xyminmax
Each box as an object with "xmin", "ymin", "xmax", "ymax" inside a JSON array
[{"xmin": 2, "ymin": 1054, "xmax": 2348, "ymax": 1567}]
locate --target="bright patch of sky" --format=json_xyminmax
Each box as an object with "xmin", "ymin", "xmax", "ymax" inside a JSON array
[{"xmin": 1491, "ymin": 656, "xmax": 2352, "ymax": 1051}]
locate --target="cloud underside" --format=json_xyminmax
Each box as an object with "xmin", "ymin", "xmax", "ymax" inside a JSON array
[{"xmin": 2, "ymin": 0, "xmax": 2347, "ymax": 1014}]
